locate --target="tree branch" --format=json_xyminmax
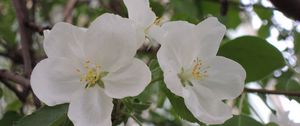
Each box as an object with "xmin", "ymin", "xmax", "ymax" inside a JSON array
[
  {"xmin": 270, "ymin": 0, "xmax": 300, "ymax": 21},
  {"xmin": 26, "ymin": 22, "xmax": 51, "ymax": 36},
  {"xmin": 0, "ymin": 79, "xmax": 27, "ymax": 102},
  {"xmin": 220, "ymin": 0, "xmax": 229, "ymax": 16},
  {"xmin": 244, "ymin": 87, "xmax": 300, "ymax": 97},
  {"xmin": 12, "ymin": 0, "xmax": 33, "ymax": 77},
  {"xmin": 64, "ymin": 0, "xmax": 78, "ymax": 23},
  {"xmin": 0, "ymin": 69, "xmax": 30, "ymax": 87}
]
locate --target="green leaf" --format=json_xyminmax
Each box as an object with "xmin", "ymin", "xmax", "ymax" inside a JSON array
[
  {"xmin": 225, "ymin": 6, "xmax": 241, "ymax": 29},
  {"xmin": 218, "ymin": 36, "xmax": 285, "ymax": 82},
  {"xmin": 170, "ymin": 0, "xmax": 199, "ymax": 24},
  {"xmin": 201, "ymin": 0, "xmax": 219, "ymax": 17},
  {"xmin": 150, "ymin": 0, "xmax": 165, "ymax": 17},
  {"xmin": 0, "ymin": 111, "xmax": 21, "ymax": 126},
  {"xmin": 149, "ymin": 59, "xmax": 163, "ymax": 83},
  {"xmin": 258, "ymin": 23, "xmax": 271, "ymax": 38},
  {"xmin": 213, "ymin": 115, "xmax": 264, "ymax": 126},
  {"xmin": 15, "ymin": 104, "xmax": 70, "ymax": 126},
  {"xmin": 254, "ymin": 6, "xmax": 273, "ymax": 20}
]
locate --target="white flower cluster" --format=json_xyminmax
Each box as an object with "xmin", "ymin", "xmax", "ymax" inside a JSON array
[{"xmin": 30, "ymin": 0, "xmax": 246, "ymax": 125}]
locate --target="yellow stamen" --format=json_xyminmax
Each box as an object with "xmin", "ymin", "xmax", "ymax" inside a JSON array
[
  {"xmin": 178, "ymin": 58, "xmax": 209, "ymax": 87},
  {"xmin": 76, "ymin": 60, "xmax": 108, "ymax": 88}
]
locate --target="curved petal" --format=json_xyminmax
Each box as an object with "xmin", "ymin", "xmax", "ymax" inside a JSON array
[
  {"xmin": 200, "ymin": 56, "xmax": 246, "ymax": 100},
  {"xmin": 157, "ymin": 45, "xmax": 181, "ymax": 72},
  {"xmin": 103, "ymin": 58, "xmax": 151, "ymax": 99},
  {"xmin": 161, "ymin": 21, "xmax": 195, "ymax": 34},
  {"xmin": 85, "ymin": 13, "xmax": 143, "ymax": 72},
  {"xmin": 160, "ymin": 21, "xmax": 200, "ymax": 68},
  {"xmin": 164, "ymin": 72, "xmax": 184, "ymax": 97},
  {"xmin": 30, "ymin": 58, "xmax": 83, "ymax": 106},
  {"xmin": 124, "ymin": 0, "xmax": 156, "ymax": 29},
  {"xmin": 44, "ymin": 22, "xmax": 86, "ymax": 59},
  {"xmin": 157, "ymin": 45, "xmax": 184, "ymax": 96},
  {"xmin": 183, "ymin": 85, "xmax": 232, "ymax": 125},
  {"xmin": 147, "ymin": 25, "xmax": 166, "ymax": 44},
  {"xmin": 43, "ymin": 30, "xmax": 50, "ymax": 38},
  {"xmin": 68, "ymin": 87, "xmax": 113, "ymax": 126},
  {"xmin": 195, "ymin": 17, "xmax": 226, "ymax": 58}
]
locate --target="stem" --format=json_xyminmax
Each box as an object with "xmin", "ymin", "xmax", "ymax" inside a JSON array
[
  {"xmin": 12, "ymin": 0, "xmax": 33, "ymax": 77},
  {"xmin": 64, "ymin": 0, "xmax": 78, "ymax": 23},
  {"xmin": 244, "ymin": 88, "xmax": 300, "ymax": 97},
  {"xmin": 0, "ymin": 79, "xmax": 27, "ymax": 102},
  {"xmin": 130, "ymin": 114, "xmax": 143, "ymax": 126},
  {"xmin": 0, "ymin": 69, "xmax": 30, "ymax": 87}
]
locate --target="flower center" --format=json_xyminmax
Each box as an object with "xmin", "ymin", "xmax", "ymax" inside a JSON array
[
  {"xmin": 76, "ymin": 60, "xmax": 108, "ymax": 88},
  {"xmin": 178, "ymin": 58, "xmax": 209, "ymax": 87}
]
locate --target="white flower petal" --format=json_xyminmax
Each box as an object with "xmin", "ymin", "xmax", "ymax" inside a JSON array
[
  {"xmin": 124, "ymin": 0, "xmax": 156, "ymax": 29},
  {"xmin": 103, "ymin": 58, "xmax": 151, "ymax": 99},
  {"xmin": 157, "ymin": 45, "xmax": 184, "ymax": 96},
  {"xmin": 160, "ymin": 21, "xmax": 200, "ymax": 68},
  {"xmin": 85, "ymin": 13, "xmax": 142, "ymax": 72},
  {"xmin": 161, "ymin": 21, "xmax": 195, "ymax": 34},
  {"xmin": 157, "ymin": 45, "xmax": 181, "ymax": 72},
  {"xmin": 30, "ymin": 58, "xmax": 83, "ymax": 106},
  {"xmin": 195, "ymin": 17, "xmax": 226, "ymax": 58},
  {"xmin": 199, "ymin": 56, "xmax": 245, "ymax": 99},
  {"xmin": 44, "ymin": 22, "xmax": 86, "ymax": 59},
  {"xmin": 164, "ymin": 72, "xmax": 184, "ymax": 97},
  {"xmin": 183, "ymin": 85, "xmax": 232, "ymax": 125},
  {"xmin": 147, "ymin": 25, "xmax": 166, "ymax": 44},
  {"xmin": 43, "ymin": 30, "xmax": 50, "ymax": 38},
  {"xmin": 68, "ymin": 87, "xmax": 113, "ymax": 126}
]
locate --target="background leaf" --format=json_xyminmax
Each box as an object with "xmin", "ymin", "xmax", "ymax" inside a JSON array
[
  {"xmin": 14, "ymin": 104, "xmax": 71, "ymax": 126},
  {"xmin": 0, "ymin": 111, "xmax": 21, "ymax": 126},
  {"xmin": 218, "ymin": 36, "xmax": 285, "ymax": 82},
  {"xmin": 213, "ymin": 115, "xmax": 264, "ymax": 126}
]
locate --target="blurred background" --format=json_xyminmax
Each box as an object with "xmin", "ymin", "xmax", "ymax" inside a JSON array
[{"xmin": 0, "ymin": 0, "xmax": 300, "ymax": 126}]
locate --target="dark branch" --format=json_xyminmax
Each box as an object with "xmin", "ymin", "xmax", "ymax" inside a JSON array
[
  {"xmin": 244, "ymin": 88, "xmax": 300, "ymax": 97},
  {"xmin": 269, "ymin": 0, "xmax": 300, "ymax": 21},
  {"xmin": 12, "ymin": 0, "xmax": 33, "ymax": 77},
  {"xmin": 220, "ymin": 0, "xmax": 229, "ymax": 16},
  {"xmin": 0, "ymin": 69, "xmax": 30, "ymax": 87},
  {"xmin": 26, "ymin": 22, "xmax": 51, "ymax": 36},
  {"xmin": 0, "ymin": 79, "xmax": 27, "ymax": 102}
]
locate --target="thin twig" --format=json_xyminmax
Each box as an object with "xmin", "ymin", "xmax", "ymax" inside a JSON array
[
  {"xmin": 0, "ymin": 79, "xmax": 27, "ymax": 102},
  {"xmin": 64, "ymin": 0, "xmax": 78, "ymax": 23},
  {"xmin": 220, "ymin": 0, "xmax": 229, "ymax": 16},
  {"xmin": 244, "ymin": 88, "xmax": 300, "ymax": 97},
  {"xmin": 26, "ymin": 22, "xmax": 51, "ymax": 36},
  {"xmin": 130, "ymin": 113, "xmax": 143, "ymax": 126},
  {"xmin": 0, "ymin": 69, "xmax": 30, "ymax": 87},
  {"xmin": 12, "ymin": 0, "xmax": 33, "ymax": 77}
]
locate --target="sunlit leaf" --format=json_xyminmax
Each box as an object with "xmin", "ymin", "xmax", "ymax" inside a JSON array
[{"xmin": 218, "ymin": 36, "xmax": 285, "ymax": 82}]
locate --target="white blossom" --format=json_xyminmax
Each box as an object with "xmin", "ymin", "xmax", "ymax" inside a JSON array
[
  {"xmin": 157, "ymin": 17, "xmax": 246, "ymax": 124},
  {"xmin": 123, "ymin": 0, "xmax": 166, "ymax": 46},
  {"xmin": 31, "ymin": 13, "xmax": 151, "ymax": 126}
]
